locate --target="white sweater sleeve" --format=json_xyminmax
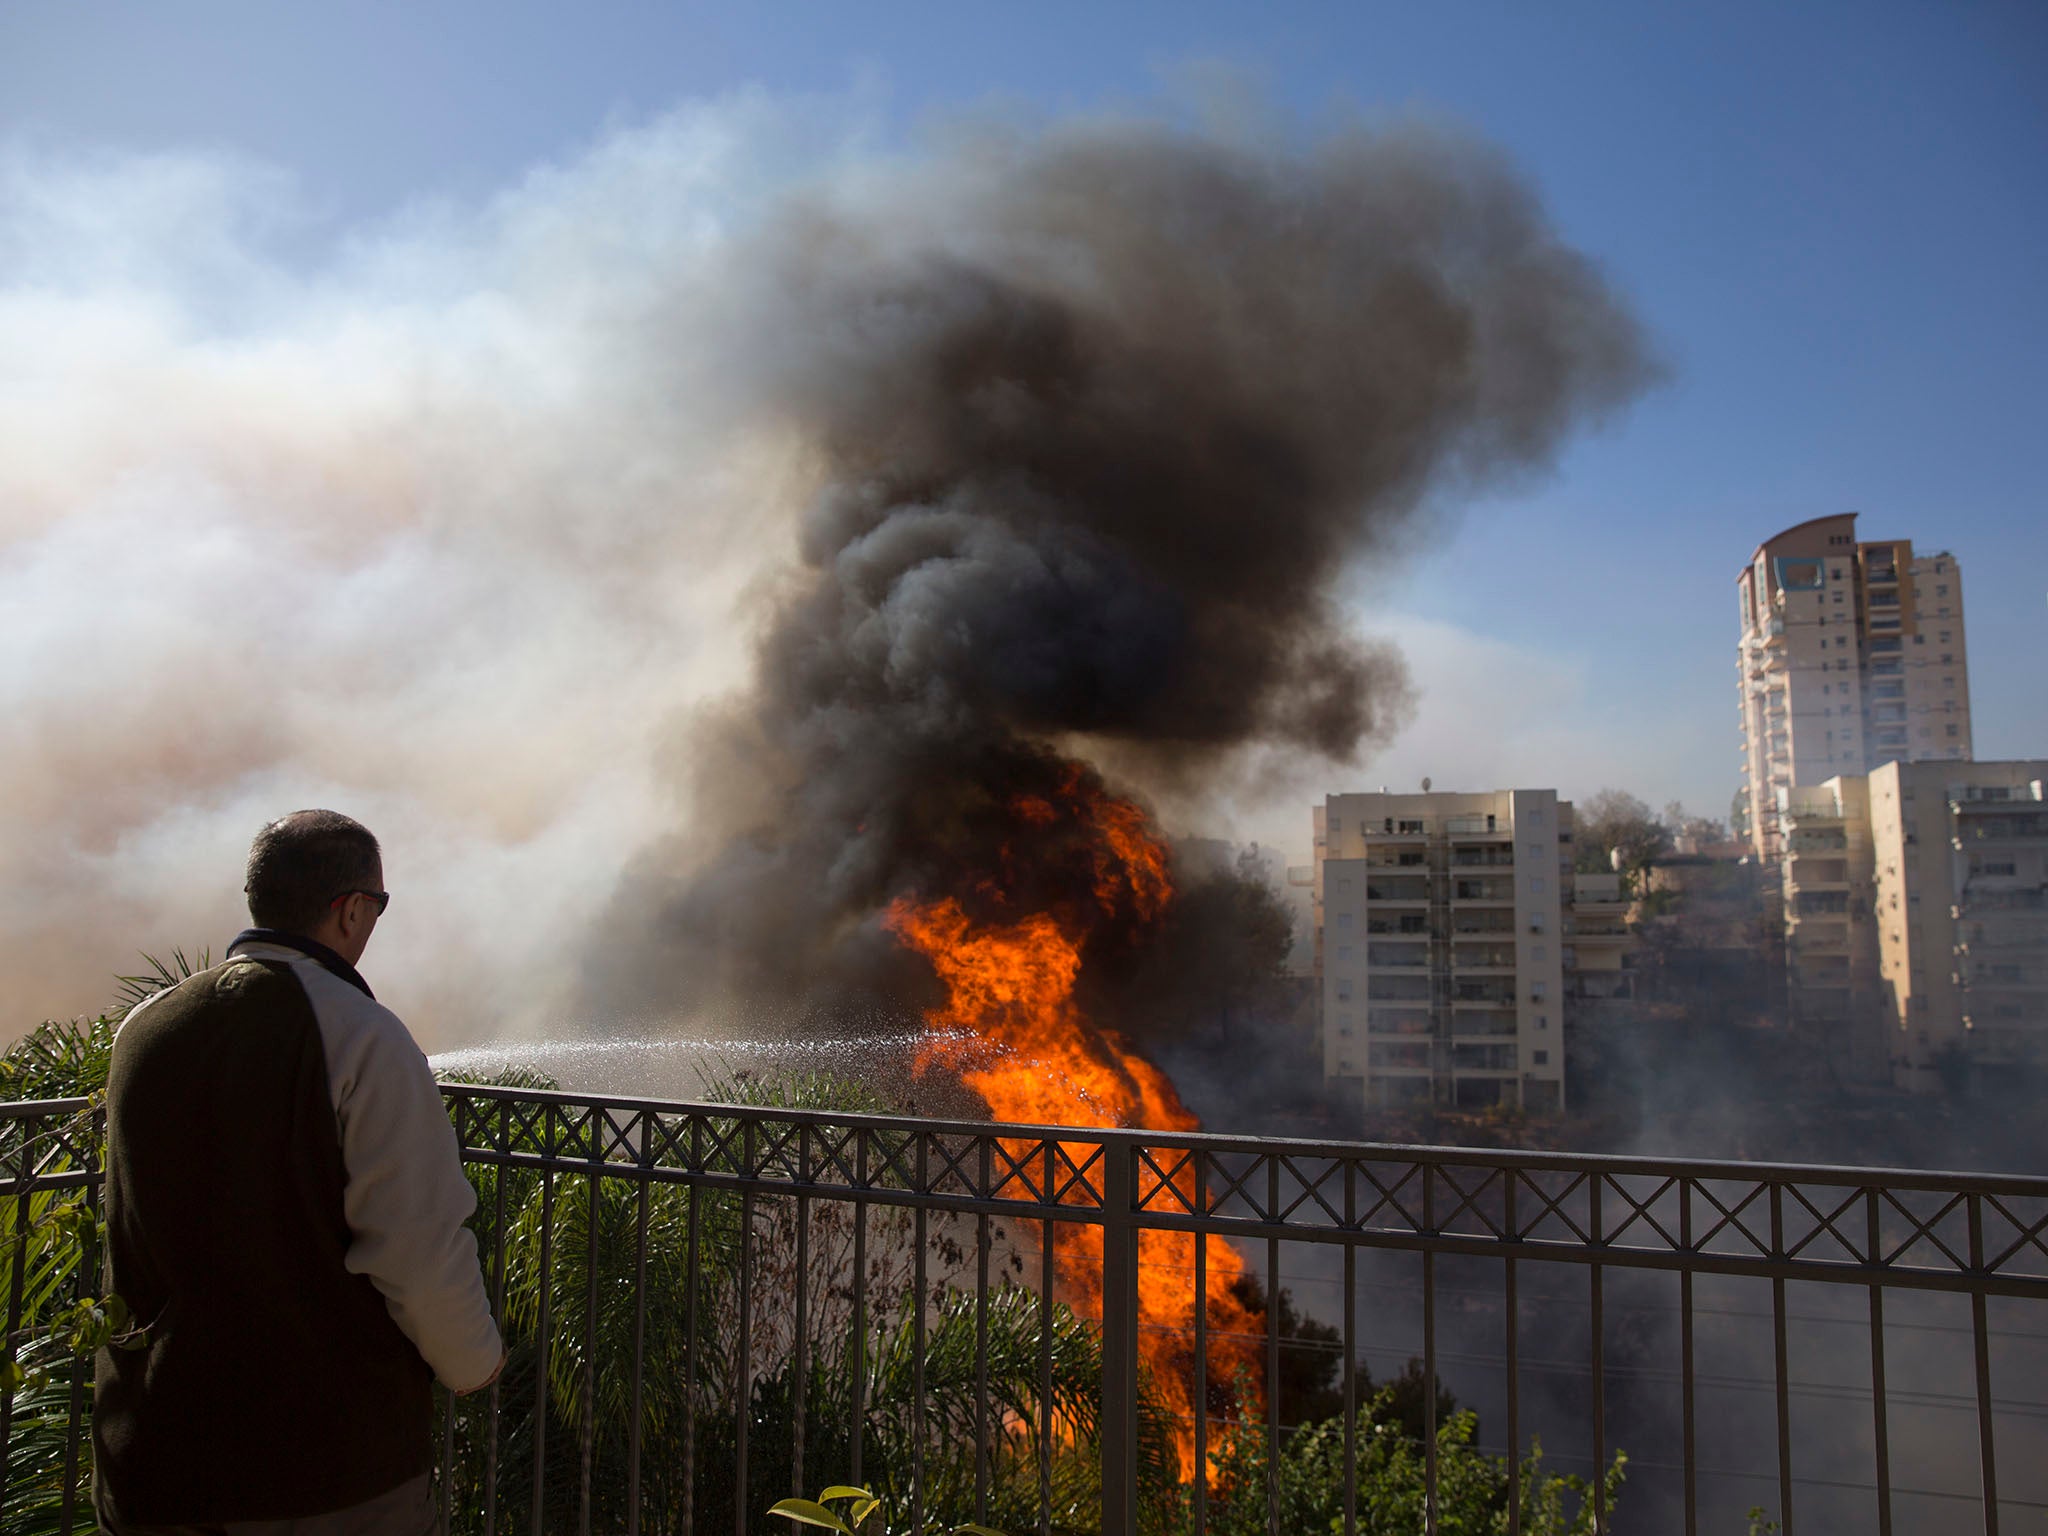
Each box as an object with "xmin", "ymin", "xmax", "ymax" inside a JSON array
[{"xmin": 306, "ymin": 966, "xmax": 505, "ymax": 1392}]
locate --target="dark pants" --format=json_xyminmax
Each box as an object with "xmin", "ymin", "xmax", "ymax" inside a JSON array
[{"xmin": 98, "ymin": 1475, "xmax": 439, "ymax": 1536}]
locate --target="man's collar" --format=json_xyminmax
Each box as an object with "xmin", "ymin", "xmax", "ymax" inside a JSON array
[{"xmin": 227, "ymin": 929, "xmax": 376, "ymax": 1001}]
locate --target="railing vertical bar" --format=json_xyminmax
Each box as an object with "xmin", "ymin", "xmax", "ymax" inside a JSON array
[
  {"xmin": 627, "ymin": 1115, "xmax": 651, "ymax": 1536},
  {"xmin": 975, "ymin": 1139, "xmax": 992, "ymax": 1526},
  {"xmin": 1100, "ymin": 1141, "xmax": 1135, "ymax": 1536},
  {"xmin": 911, "ymin": 1135, "xmax": 928, "ymax": 1536},
  {"xmin": 531, "ymin": 1140, "xmax": 555, "ymax": 1536},
  {"xmin": 1506, "ymin": 1169, "xmax": 1521, "ymax": 1536},
  {"xmin": 1423, "ymin": 1166, "xmax": 1438, "ymax": 1536},
  {"xmin": 438, "ymin": 1388, "xmax": 454, "ymax": 1536},
  {"xmin": 682, "ymin": 1125, "xmax": 701, "ymax": 1536},
  {"xmin": 1342, "ymin": 1158, "xmax": 1357, "ymax": 1536},
  {"xmin": 1772, "ymin": 1181, "xmax": 1793, "ymax": 1536},
  {"xmin": 1591, "ymin": 1176, "xmax": 1605, "ymax": 1536},
  {"xmin": 1869, "ymin": 1280, "xmax": 1892, "ymax": 1536},
  {"xmin": 580, "ymin": 1165, "xmax": 599, "ymax": 1536},
  {"xmin": 974, "ymin": 1217, "xmax": 990, "ymax": 1520},
  {"xmin": 1, "ymin": 1183, "xmax": 31, "ymax": 1518},
  {"xmin": 1266, "ymin": 1157, "xmax": 1281, "ymax": 1536},
  {"xmin": 974, "ymin": 1146, "xmax": 991, "ymax": 1531},
  {"xmin": 735, "ymin": 1124, "xmax": 755, "ymax": 1536},
  {"xmin": 1681, "ymin": 1268, "xmax": 1697, "ymax": 1535},
  {"xmin": 1680, "ymin": 1171, "xmax": 1697, "ymax": 1536},
  {"xmin": 1039, "ymin": 1140, "xmax": 1055, "ymax": 1536},
  {"xmin": 484, "ymin": 1099, "xmax": 510, "ymax": 1536},
  {"xmin": 1193, "ymin": 1154, "xmax": 1209, "ymax": 1536},
  {"xmin": 1970, "ymin": 1194, "xmax": 1999, "ymax": 1536},
  {"xmin": 792, "ymin": 1185, "xmax": 810, "ymax": 1500},
  {"xmin": 58, "ymin": 1122, "xmax": 101, "ymax": 1536},
  {"xmin": 851, "ymin": 1131, "xmax": 868, "ymax": 1489},
  {"xmin": 1866, "ymin": 1185, "xmax": 1892, "ymax": 1536}
]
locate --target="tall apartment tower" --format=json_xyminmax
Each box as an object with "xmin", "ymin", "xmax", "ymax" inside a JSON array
[
  {"xmin": 1311, "ymin": 788, "xmax": 1630, "ymax": 1113},
  {"xmin": 1735, "ymin": 513, "xmax": 1972, "ymax": 861}
]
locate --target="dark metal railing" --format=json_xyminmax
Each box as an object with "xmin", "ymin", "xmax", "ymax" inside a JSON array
[{"xmin": 4, "ymin": 1086, "xmax": 2047, "ymax": 1534}]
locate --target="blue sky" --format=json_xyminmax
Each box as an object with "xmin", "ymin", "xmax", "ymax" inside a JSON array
[{"xmin": 2, "ymin": 2, "xmax": 2044, "ymax": 1025}]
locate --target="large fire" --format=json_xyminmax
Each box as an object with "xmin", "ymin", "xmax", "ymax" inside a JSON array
[{"xmin": 884, "ymin": 769, "xmax": 1262, "ymax": 1476}]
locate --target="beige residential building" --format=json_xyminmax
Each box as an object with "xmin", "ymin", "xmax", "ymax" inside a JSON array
[
  {"xmin": 1736, "ymin": 513, "xmax": 1972, "ymax": 861},
  {"xmin": 1869, "ymin": 760, "xmax": 2048, "ymax": 1089},
  {"xmin": 1776, "ymin": 777, "xmax": 1882, "ymax": 1075},
  {"xmin": 1312, "ymin": 788, "xmax": 1633, "ymax": 1112},
  {"xmin": 1774, "ymin": 761, "xmax": 2047, "ymax": 1090}
]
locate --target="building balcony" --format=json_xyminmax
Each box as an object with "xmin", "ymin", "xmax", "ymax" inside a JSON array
[
  {"xmin": 1793, "ymin": 932, "xmax": 1849, "ymax": 955},
  {"xmin": 1452, "ymin": 997, "xmax": 1519, "ymax": 1015},
  {"xmin": 1957, "ymin": 967, "xmax": 2048, "ymax": 994},
  {"xmin": 1451, "ymin": 881, "xmax": 1516, "ymax": 904},
  {"xmin": 1955, "ymin": 890, "xmax": 2048, "ymax": 916},
  {"xmin": 1786, "ymin": 911, "xmax": 1851, "ymax": 935},
  {"xmin": 1451, "ymin": 916, "xmax": 1516, "ymax": 936},
  {"xmin": 1442, "ymin": 814, "xmax": 1511, "ymax": 837},
  {"xmin": 1785, "ymin": 841, "xmax": 1851, "ymax": 865},
  {"xmin": 1364, "ymin": 882, "xmax": 1432, "ymax": 904},
  {"xmin": 1786, "ymin": 873, "xmax": 1851, "ymax": 893}
]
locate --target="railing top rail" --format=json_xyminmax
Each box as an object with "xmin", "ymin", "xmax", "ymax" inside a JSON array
[
  {"xmin": 0, "ymin": 1096, "xmax": 95, "ymax": 1120},
  {"xmin": 435, "ymin": 1082, "xmax": 2048, "ymax": 1198}
]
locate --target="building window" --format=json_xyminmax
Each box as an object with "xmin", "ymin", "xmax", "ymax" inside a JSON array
[
  {"xmin": 1535, "ymin": 1015, "xmax": 1549, "ymax": 1030},
  {"xmin": 1530, "ymin": 982, "xmax": 1548, "ymax": 1001},
  {"xmin": 1530, "ymin": 876, "xmax": 1545, "ymax": 894},
  {"xmin": 1532, "ymin": 944, "xmax": 1547, "ymax": 963},
  {"xmin": 1937, "ymin": 584, "xmax": 1949, "ymax": 596},
  {"xmin": 1946, "ymin": 725, "xmax": 1959, "ymax": 737},
  {"xmin": 1337, "ymin": 912, "xmax": 1353, "ymax": 928},
  {"xmin": 1533, "ymin": 1051, "xmax": 1550, "ymax": 1066}
]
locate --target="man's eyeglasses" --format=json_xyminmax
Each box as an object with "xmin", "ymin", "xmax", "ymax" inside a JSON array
[{"xmin": 331, "ymin": 890, "xmax": 391, "ymax": 916}]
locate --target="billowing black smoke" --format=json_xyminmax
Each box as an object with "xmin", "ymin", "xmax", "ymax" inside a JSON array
[{"xmin": 593, "ymin": 118, "xmax": 1657, "ymax": 1022}]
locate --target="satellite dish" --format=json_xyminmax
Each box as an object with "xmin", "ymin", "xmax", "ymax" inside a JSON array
[{"xmin": 1421, "ymin": 776, "xmax": 1432, "ymax": 793}]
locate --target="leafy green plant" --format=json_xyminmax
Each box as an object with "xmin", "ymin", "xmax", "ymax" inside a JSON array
[
  {"xmin": 770, "ymin": 1482, "xmax": 1008, "ymax": 1536},
  {"xmin": 1196, "ymin": 1372, "xmax": 1627, "ymax": 1536}
]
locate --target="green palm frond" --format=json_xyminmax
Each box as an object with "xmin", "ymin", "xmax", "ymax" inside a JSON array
[
  {"xmin": 0, "ymin": 1018, "xmax": 115, "ymax": 1102},
  {"xmin": 110, "ymin": 947, "xmax": 210, "ymax": 1020}
]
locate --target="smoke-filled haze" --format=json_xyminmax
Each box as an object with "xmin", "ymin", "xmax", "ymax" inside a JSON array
[{"xmin": 2, "ymin": 100, "xmax": 1653, "ymax": 1041}]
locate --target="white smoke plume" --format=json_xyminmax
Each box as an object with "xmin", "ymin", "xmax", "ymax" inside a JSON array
[{"xmin": 0, "ymin": 96, "xmax": 867, "ymax": 1042}]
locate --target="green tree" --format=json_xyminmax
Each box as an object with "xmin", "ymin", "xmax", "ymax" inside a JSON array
[{"xmin": 1574, "ymin": 789, "xmax": 1670, "ymax": 884}]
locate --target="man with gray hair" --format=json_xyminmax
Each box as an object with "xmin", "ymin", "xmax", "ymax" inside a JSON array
[{"xmin": 94, "ymin": 810, "xmax": 504, "ymax": 1533}]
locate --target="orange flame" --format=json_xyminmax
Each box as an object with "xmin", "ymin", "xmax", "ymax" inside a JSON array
[{"xmin": 883, "ymin": 774, "xmax": 1261, "ymax": 1474}]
